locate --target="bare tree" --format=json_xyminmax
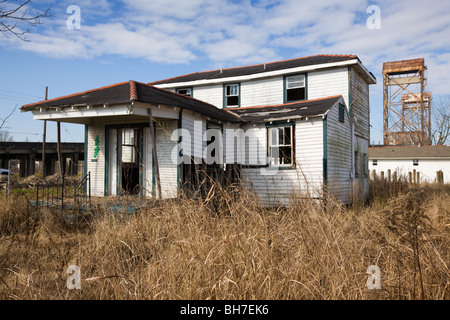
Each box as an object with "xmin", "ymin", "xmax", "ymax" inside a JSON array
[
  {"xmin": 0, "ymin": 0, "xmax": 51, "ymax": 41},
  {"xmin": 0, "ymin": 105, "xmax": 16, "ymax": 141},
  {"xmin": 431, "ymin": 94, "xmax": 450, "ymax": 145},
  {"xmin": 0, "ymin": 130, "xmax": 13, "ymax": 142}
]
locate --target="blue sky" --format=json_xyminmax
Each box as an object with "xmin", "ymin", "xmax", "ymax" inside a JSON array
[{"xmin": 1, "ymin": 0, "xmax": 450, "ymax": 144}]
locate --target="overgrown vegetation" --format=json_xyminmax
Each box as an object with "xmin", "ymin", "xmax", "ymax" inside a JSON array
[{"xmin": 0, "ymin": 179, "xmax": 449, "ymax": 300}]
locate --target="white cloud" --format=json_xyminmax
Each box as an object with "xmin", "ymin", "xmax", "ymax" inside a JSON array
[{"xmin": 2, "ymin": 0, "xmax": 449, "ymax": 88}]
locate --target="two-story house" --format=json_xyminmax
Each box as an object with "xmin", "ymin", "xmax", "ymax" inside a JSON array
[
  {"xmin": 20, "ymin": 54, "xmax": 376, "ymax": 206},
  {"xmin": 151, "ymin": 54, "xmax": 376, "ymax": 204}
]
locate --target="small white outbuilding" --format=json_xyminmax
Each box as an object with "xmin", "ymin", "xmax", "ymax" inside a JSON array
[{"xmin": 368, "ymin": 145, "xmax": 450, "ymax": 184}]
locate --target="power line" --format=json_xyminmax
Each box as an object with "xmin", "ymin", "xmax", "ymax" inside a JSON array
[{"xmin": 0, "ymin": 89, "xmax": 44, "ymax": 100}]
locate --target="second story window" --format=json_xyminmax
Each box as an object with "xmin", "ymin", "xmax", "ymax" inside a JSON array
[
  {"xmin": 285, "ymin": 74, "xmax": 306, "ymax": 102},
  {"xmin": 176, "ymin": 87, "xmax": 192, "ymax": 97},
  {"xmin": 224, "ymin": 83, "xmax": 239, "ymax": 108}
]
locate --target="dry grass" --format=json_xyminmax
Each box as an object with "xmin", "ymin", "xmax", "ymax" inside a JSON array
[{"xmin": 0, "ymin": 181, "xmax": 449, "ymax": 300}]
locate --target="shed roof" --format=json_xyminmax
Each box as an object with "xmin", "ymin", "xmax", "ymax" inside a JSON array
[
  {"xmin": 20, "ymin": 81, "xmax": 241, "ymax": 123},
  {"xmin": 226, "ymin": 95, "xmax": 342, "ymax": 123},
  {"xmin": 150, "ymin": 54, "xmax": 372, "ymax": 85},
  {"xmin": 369, "ymin": 145, "xmax": 450, "ymax": 159}
]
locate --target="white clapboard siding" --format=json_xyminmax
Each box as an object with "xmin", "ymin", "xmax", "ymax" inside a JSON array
[
  {"xmin": 241, "ymin": 118, "xmax": 324, "ymax": 206},
  {"xmin": 87, "ymin": 123, "xmax": 105, "ymax": 197},
  {"xmin": 326, "ymin": 100, "xmax": 353, "ymax": 204},
  {"xmin": 240, "ymin": 76, "xmax": 284, "ymax": 108},
  {"xmin": 108, "ymin": 128, "xmax": 118, "ymax": 196},
  {"xmin": 142, "ymin": 127, "xmax": 153, "ymax": 198},
  {"xmin": 295, "ymin": 118, "xmax": 324, "ymax": 196},
  {"xmin": 156, "ymin": 119, "xmax": 178, "ymax": 199},
  {"xmin": 308, "ymin": 68, "xmax": 349, "ymax": 106},
  {"xmin": 181, "ymin": 109, "xmax": 205, "ymax": 164},
  {"xmin": 191, "ymin": 84, "xmax": 224, "ymax": 109}
]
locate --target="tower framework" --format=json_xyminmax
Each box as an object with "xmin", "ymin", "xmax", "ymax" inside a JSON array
[{"xmin": 382, "ymin": 58, "xmax": 431, "ymax": 145}]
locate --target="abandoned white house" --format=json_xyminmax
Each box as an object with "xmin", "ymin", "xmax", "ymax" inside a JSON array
[
  {"xmin": 20, "ymin": 54, "xmax": 376, "ymax": 206},
  {"xmin": 369, "ymin": 145, "xmax": 450, "ymax": 184}
]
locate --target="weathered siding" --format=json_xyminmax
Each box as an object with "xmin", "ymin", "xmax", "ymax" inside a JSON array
[
  {"xmin": 326, "ymin": 100, "xmax": 353, "ymax": 203},
  {"xmin": 350, "ymin": 67, "xmax": 370, "ymax": 140},
  {"xmin": 181, "ymin": 109, "xmax": 206, "ymax": 164},
  {"xmin": 308, "ymin": 68, "xmax": 349, "ymax": 106},
  {"xmin": 87, "ymin": 123, "xmax": 105, "ymax": 197},
  {"xmin": 191, "ymin": 84, "xmax": 223, "ymax": 109},
  {"xmin": 108, "ymin": 128, "xmax": 118, "ymax": 196},
  {"xmin": 156, "ymin": 119, "xmax": 178, "ymax": 198},
  {"xmin": 240, "ymin": 76, "xmax": 284, "ymax": 108},
  {"xmin": 142, "ymin": 127, "xmax": 153, "ymax": 197},
  {"xmin": 241, "ymin": 118, "xmax": 324, "ymax": 206}
]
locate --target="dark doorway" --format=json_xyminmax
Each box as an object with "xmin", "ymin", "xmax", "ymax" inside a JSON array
[{"xmin": 120, "ymin": 128, "xmax": 141, "ymax": 195}]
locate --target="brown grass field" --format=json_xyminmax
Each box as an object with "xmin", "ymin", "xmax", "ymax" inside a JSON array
[{"xmin": 0, "ymin": 178, "xmax": 449, "ymax": 300}]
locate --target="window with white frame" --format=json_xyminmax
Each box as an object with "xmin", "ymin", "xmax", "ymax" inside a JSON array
[
  {"xmin": 268, "ymin": 125, "xmax": 294, "ymax": 167},
  {"xmin": 224, "ymin": 83, "xmax": 239, "ymax": 107},
  {"xmin": 285, "ymin": 74, "xmax": 306, "ymax": 102}
]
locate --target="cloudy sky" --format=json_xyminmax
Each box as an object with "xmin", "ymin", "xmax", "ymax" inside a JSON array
[{"xmin": 1, "ymin": 0, "xmax": 449, "ymax": 143}]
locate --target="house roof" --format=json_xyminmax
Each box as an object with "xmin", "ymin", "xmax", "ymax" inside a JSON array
[
  {"xmin": 150, "ymin": 54, "xmax": 372, "ymax": 85},
  {"xmin": 369, "ymin": 145, "xmax": 450, "ymax": 159},
  {"xmin": 20, "ymin": 81, "xmax": 241, "ymax": 123},
  {"xmin": 226, "ymin": 95, "xmax": 343, "ymax": 123}
]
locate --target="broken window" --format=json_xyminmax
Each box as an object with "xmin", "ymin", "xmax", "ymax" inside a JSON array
[
  {"xmin": 176, "ymin": 87, "xmax": 192, "ymax": 97},
  {"xmin": 224, "ymin": 83, "xmax": 239, "ymax": 107},
  {"xmin": 122, "ymin": 129, "xmax": 137, "ymax": 163},
  {"xmin": 285, "ymin": 74, "xmax": 306, "ymax": 102},
  {"xmin": 268, "ymin": 125, "xmax": 294, "ymax": 167}
]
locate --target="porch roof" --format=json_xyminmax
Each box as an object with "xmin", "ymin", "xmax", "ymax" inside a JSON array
[
  {"xmin": 225, "ymin": 95, "xmax": 343, "ymax": 123},
  {"xmin": 20, "ymin": 80, "xmax": 241, "ymax": 123}
]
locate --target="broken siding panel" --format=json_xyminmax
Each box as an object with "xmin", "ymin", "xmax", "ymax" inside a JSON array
[
  {"xmin": 326, "ymin": 101, "xmax": 353, "ymax": 203},
  {"xmin": 240, "ymin": 76, "xmax": 284, "ymax": 108},
  {"xmin": 308, "ymin": 68, "xmax": 349, "ymax": 106},
  {"xmin": 350, "ymin": 67, "xmax": 370, "ymax": 139},
  {"xmin": 87, "ymin": 123, "xmax": 105, "ymax": 197},
  {"xmin": 191, "ymin": 84, "xmax": 224, "ymax": 109},
  {"xmin": 156, "ymin": 119, "xmax": 178, "ymax": 199}
]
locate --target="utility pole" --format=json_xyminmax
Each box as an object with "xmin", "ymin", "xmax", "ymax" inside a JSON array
[{"xmin": 42, "ymin": 86, "xmax": 48, "ymax": 177}]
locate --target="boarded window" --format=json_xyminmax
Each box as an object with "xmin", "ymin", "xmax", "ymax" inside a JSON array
[
  {"xmin": 225, "ymin": 84, "xmax": 239, "ymax": 107},
  {"xmin": 268, "ymin": 125, "xmax": 294, "ymax": 167},
  {"xmin": 285, "ymin": 74, "xmax": 306, "ymax": 102}
]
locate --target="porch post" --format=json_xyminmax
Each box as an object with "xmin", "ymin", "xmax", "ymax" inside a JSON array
[{"xmin": 148, "ymin": 109, "xmax": 162, "ymax": 199}]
